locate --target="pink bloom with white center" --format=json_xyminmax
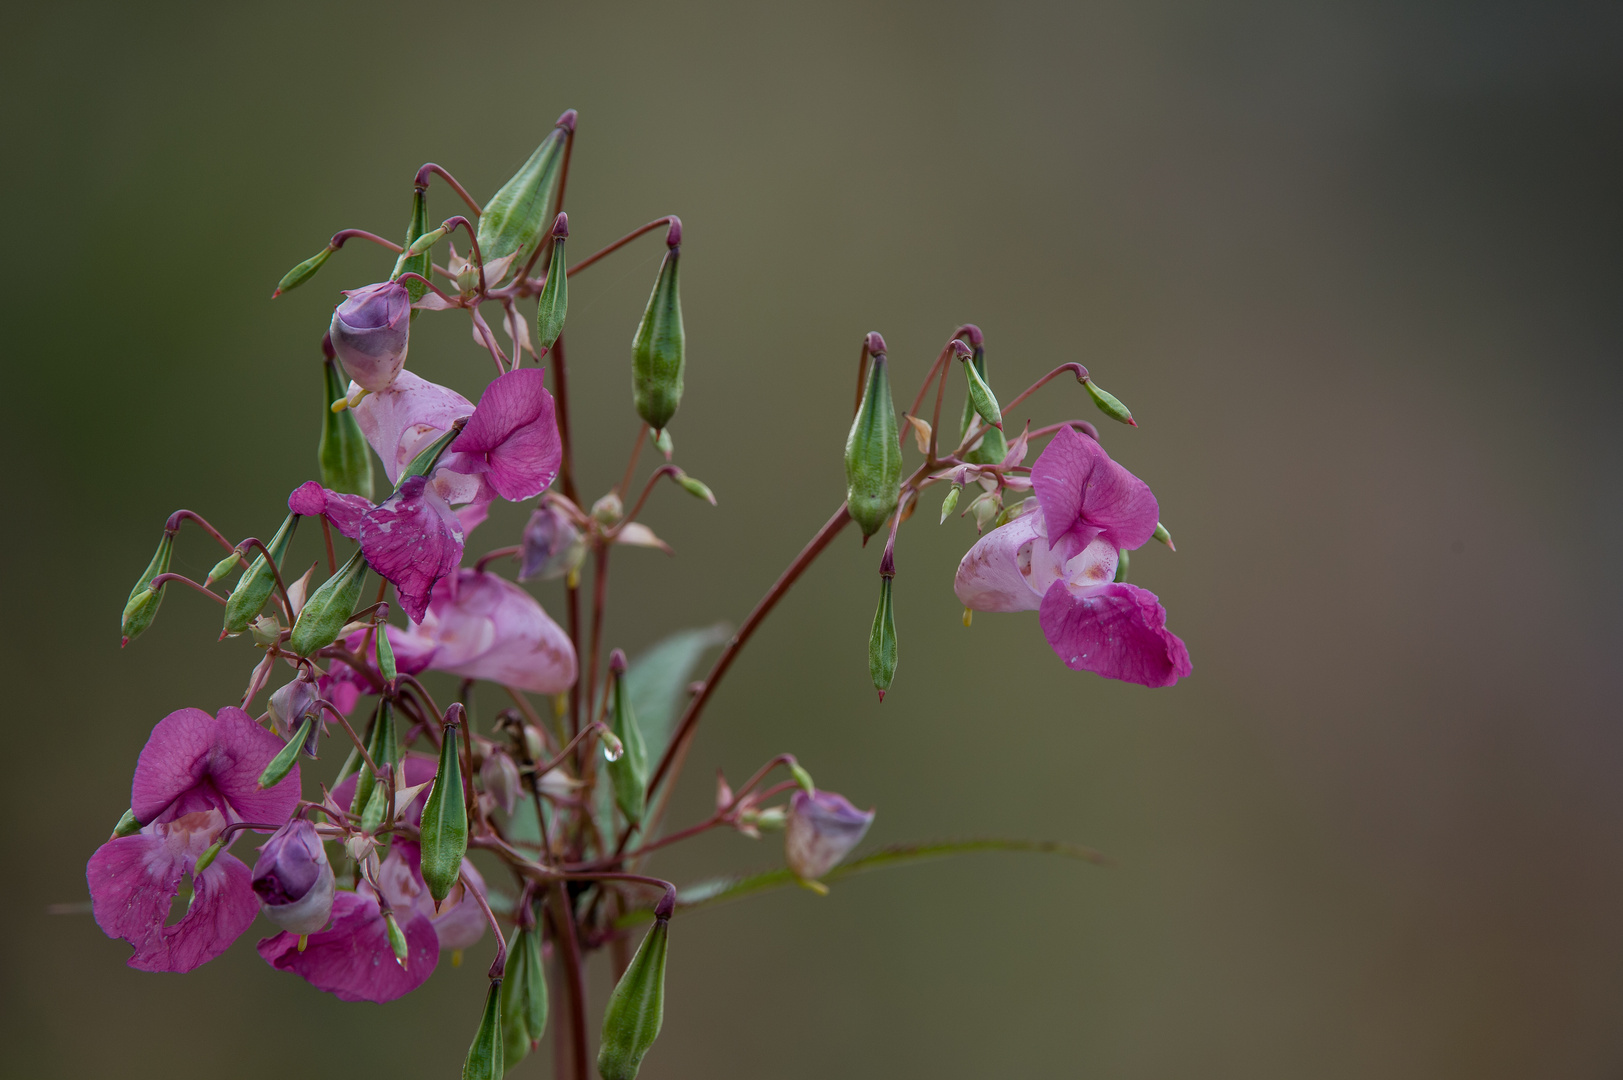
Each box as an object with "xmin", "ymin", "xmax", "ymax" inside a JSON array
[
  {"xmin": 954, "ymin": 424, "xmax": 1191, "ymax": 688},
  {"xmin": 86, "ymin": 707, "xmax": 300, "ymax": 972},
  {"xmin": 390, "ymin": 568, "xmax": 576, "ymax": 694},
  {"xmin": 330, "ymin": 281, "xmax": 412, "ymax": 392}
]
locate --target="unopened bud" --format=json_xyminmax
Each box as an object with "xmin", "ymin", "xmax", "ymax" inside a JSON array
[
  {"xmin": 419, "ymin": 712, "xmax": 470, "ymax": 906},
  {"xmin": 404, "ymin": 225, "xmax": 449, "ymax": 258},
  {"xmin": 481, "ymin": 748, "xmax": 522, "ymax": 816},
  {"xmin": 958, "ymin": 342, "xmax": 1003, "ymax": 431},
  {"xmin": 630, "ymin": 228, "xmax": 685, "ymax": 433},
  {"xmin": 1084, "ymin": 378, "xmax": 1136, "ymax": 427},
  {"xmin": 329, "ymin": 281, "xmax": 412, "ymax": 393},
  {"xmin": 257, "ymin": 715, "xmax": 315, "ymax": 790},
  {"xmin": 534, "ymin": 212, "xmax": 569, "ymax": 352},
  {"xmin": 251, "ymin": 819, "xmax": 336, "ymax": 935},
  {"xmin": 597, "ymin": 904, "xmax": 671, "ymax": 1080},
  {"xmin": 968, "ymin": 490, "xmax": 1001, "ymax": 534},
  {"xmin": 673, "ymin": 471, "xmax": 716, "ymax": 505},
  {"xmin": 746, "ymin": 805, "xmax": 787, "ymax": 831},
  {"xmin": 204, "ymin": 549, "xmax": 243, "ymax": 587},
  {"xmin": 785, "ymin": 789, "xmax": 875, "ymax": 883},
  {"xmin": 501, "ymin": 922, "xmax": 548, "ymax": 1064},
  {"xmin": 591, "ymin": 491, "xmax": 624, "ymax": 527},
  {"xmin": 868, "ymin": 575, "xmax": 898, "ymax": 700},
  {"xmin": 390, "ymin": 187, "xmax": 433, "ymax": 304},
  {"xmin": 958, "ymin": 341, "xmax": 1008, "ymax": 464},
  {"xmin": 600, "ymin": 729, "xmax": 625, "ymax": 762},
  {"xmin": 844, "ymin": 349, "xmax": 903, "ymax": 539},
  {"xmin": 456, "ymin": 258, "xmax": 481, "ymax": 297},
  {"xmin": 273, "ymin": 244, "xmax": 335, "ymax": 297},
  {"xmin": 788, "ymin": 761, "xmax": 816, "ymax": 796},
  {"xmin": 461, "ymin": 979, "xmax": 505, "ymax": 1080},
  {"xmin": 939, "ymin": 483, "xmax": 962, "ymax": 523},
  {"xmin": 383, "ymin": 909, "xmax": 410, "ymax": 969},
  {"xmin": 120, "ymin": 528, "xmax": 174, "ymax": 646},
  {"xmin": 288, "ymin": 549, "xmax": 369, "ymax": 656},
  {"xmin": 350, "ymin": 700, "xmax": 400, "ymax": 822},
  {"xmin": 267, "ymin": 677, "xmax": 319, "ymax": 744},
  {"xmin": 519, "ymin": 504, "xmax": 587, "ymax": 582},
  {"xmin": 1153, "ymin": 521, "xmax": 1175, "ymax": 550},
  {"xmin": 111, "ymin": 809, "xmax": 142, "ymax": 838}
]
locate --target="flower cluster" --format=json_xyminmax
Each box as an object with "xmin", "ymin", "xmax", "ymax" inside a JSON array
[{"xmin": 98, "ymin": 111, "xmax": 1187, "ymax": 1080}]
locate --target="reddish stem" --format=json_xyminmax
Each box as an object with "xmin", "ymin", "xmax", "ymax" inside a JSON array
[
  {"xmin": 1001, "ymin": 362, "xmax": 1090, "ymax": 416},
  {"xmin": 147, "ymin": 573, "xmax": 225, "ymax": 606},
  {"xmin": 413, "ymin": 163, "xmax": 483, "ymax": 219},
  {"xmin": 565, "ymin": 216, "xmax": 680, "ymax": 278}
]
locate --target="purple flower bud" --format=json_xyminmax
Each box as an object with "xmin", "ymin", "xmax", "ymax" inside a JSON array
[
  {"xmin": 518, "ymin": 503, "xmax": 585, "ymax": 582},
  {"xmin": 481, "ymin": 748, "xmax": 521, "ymax": 816},
  {"xmin": 328, "ymin": 281, "xmax": 412, "ymax": 393},
  {"xmin": 785, "ymin": 789, "xmax": 874, "ymax": 881},
  {"xmin": 251, "ymin": 819, "xmax": 335, "ymax": 934},
  {"xmin": 267, "ymin": 677, "xmax": 319, "ymax": 752}
]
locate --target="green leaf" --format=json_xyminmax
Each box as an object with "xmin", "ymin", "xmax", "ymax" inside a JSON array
[
  {"xmin": 624, "ymin": 623, "xmax": 729, "ymax": 762},
  {"xmin": 615, "ymin": 838, "xmax": 1106, "ymax": 927}
]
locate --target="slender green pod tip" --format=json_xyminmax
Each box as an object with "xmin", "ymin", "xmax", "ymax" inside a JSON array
[
  {"xmin": 535, "ymin": 212, "xmax": 569, "ymax": 353},
  {"xmin": 120, "ymin": 528, "xmax": 175, "ymax": 646},
  {"xmin": 631, "ymin": 225, "xmax": 685, "ymax": 432},
  {"xmin": 461, "ymin": 979, "xmax": 504, "ymax": 1080}
]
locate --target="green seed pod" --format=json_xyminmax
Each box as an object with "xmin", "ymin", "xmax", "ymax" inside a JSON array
[
  {"xmin": 960, "ymin": 349, "xmax": 1003, "ymax": 432},
  {"xmin": 500, "ymin": 923, "xmax": 548, "ymax": 1065},
  {"xmin": 392, "ymin": 187, "xmax": 433, "ymax": 304},
  {"xmin": 403, "ymin": 225, "xmax": 449, "ymax": 259},
  {"xmin": 376, "ymin": 623, "xmax": 398, "ymax": 683},
  {"xmin": 223, "ymin": 512, "xmax": 300, "ymax": 636},
  {"xmin": 462, "ymin": 980, "xmax": 504, "ymax": 1080},
  {"xmin": 534, "ymin": 213, "xmax": 569, "ymax": 353},
  {"xmin": 673, "ymin": 471, "xmax": 716, "ymax": 505},
  {"xmin": 605, "ymin": 650, "xmax": 649, "ymax": 826},
  {"xmin": 958, "ymin": 343, "xmax": 1007, "ymax": 465},
  {"xmin": 120, "ymin": 529, "xmax": 174, "ymax": 646},
  {"xmin": 287, "ymin": 549, "xmax": 369, "ymax": 656},
  {"xmin": 650, "ymin": 426, "xmax": 673, "ymax": 460},
  {"xmin": 383, "ymin": 909, "xmax": 410, "ymax": 967},
  {"xmin": 869, "ymin": 575, "xmax": 897, "ymax": 700},
  {"xmin": 477, "ymin": 112, "xmax": 572, "ymax": 283},
  {"xmin": 1084, "ymin": 378, "xmax": 1136, "ymax": 427},
  {"xmin": 844, "ymin": 343, "xmax": 902, "ymax": 539},
  {"xmin": 630, "ymin": 224, "xmax": 685, "ymax": 433},
  {"xmin": 1114, "ymin": 547, "xmax": 1130, "ymax": 583},
  {"xmin": 419, "ymin": 712, "xmax": 469, "ymax": 905},
  {"xmin": 272, "ymin": 244, "xmax": 334, "ymax": 298},
  {"xmin": 597, "ymin": 895, "xmax": 673, "ymax": 1080},
  {"xmin": 257, "ymin": 715, "xmax": 314, "ymax": 790},
  {"xmin": 349, "ymin": 700, "xmax": 400, "ymax": 821},
  {"xmin": 1152, "ymin": 521, "xmax": 1175, "ymax": 550},
  {"xmin": 204, "ymin": 548, "xmax": 244, "ymax": 587},
  {"xmin": 321, "ymin": 352, "xmax": 374, "ymax": 499}
]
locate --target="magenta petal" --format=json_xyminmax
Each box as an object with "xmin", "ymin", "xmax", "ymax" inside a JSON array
[
  {"xmin": 393, "ymin": 569, "xmax": 576, "ymax": 694},
  {"xmin": 129, "ymin": 707, "xmax": 300, "ymax": 825},
  {"xmin": 89, "ymin": 835, "xmax": 259, "ymax": 973},
  {"xmin": 449, "ymin": 369, "xmax": 562, "ymax": 502},
  {"xmin": 1030, "ymin": 425, "xmax": 1159, "ymax": 550},
  {"xmin": 288, "ymin": 483, "xmax": 373, "ymax": 540},
  {"xmin": 288, "ymin": 481, "xmax": 326, "ymax": 517},
  {"xmin": 1037, "ymin": 580, "xmax": 1192, "ymax": 688},
  {"xmin": 359, "ymin": 475, "xmax": 465, "ymax": 623},
  {"xmin": 257, "ymin": 890, "xmax": 438, "ymax": 1002}
]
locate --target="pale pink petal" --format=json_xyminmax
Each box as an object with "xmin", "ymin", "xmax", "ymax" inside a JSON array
[
  {"xmin": 953, "ymin": 514, "xmax": 1046, "ymax": 613},
  {"xmin": 359, "ymin": 475, "xmax": 465, "ymax": 623},
  {"xmin": 1037, "ymin": 581, "xmax": 1191, "ymax": 688},
  {"xmin": 448, "ymin": 368, "xmax": 562, "ymax": 502},
  {"xmin": 350, "ymin": 371, "xmax": 475, "ymax": 488},
  {"xmin": 257, "ymin": 890, "xmax": 438, "ymax": 1002},
  {"xmin": 401, "ymin": 570, "xmax": 575, "ymax": 694}
]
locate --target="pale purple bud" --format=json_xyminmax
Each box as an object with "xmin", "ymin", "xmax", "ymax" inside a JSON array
[
  {"xmin": 785, "ymin": 789, "xmax": 875, "ymax": 881},
  {"xmin": 329, "ymin": 281, "xmax": 412, "ymax": 392},
  {"xmin": 267, "ymin": 677, "xmax": 319, "ymax": 752},
  {"xmin": 518, "ymin": 503, "xmax": 585, "ymax": 582},
  {"xmin": 251, "ymin": 819, "xmax": 335, "ymax": 934},
  {"xmin": 481, "ymin": 747, "xmax": 521, "ymax": 816}
]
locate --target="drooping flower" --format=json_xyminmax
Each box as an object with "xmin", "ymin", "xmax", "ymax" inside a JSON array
[
  {"xmin": 87, "ymin": 707, "xmax": 300, "ymax": 972},
  {"xmin": 447, "ymin": 368, "xmax": 563, "ymax": 501},
  {"xmin": 358, "ymin": 475, "xmax": 465, "ymax": 623},
  {"xmin": 785, "ymin": 789, "xmax": 874, "ymax": 882},
  {"xmin": 330, "ymin": 281, "xmax": 412, "ymax": 392},
  {"xmin": 251, "ymin": 819, "xmax": 335, "ymax": 934},
  {"xmin": 389, "ymin": 569, "xmax": 575, "ymax": 694},
  {"xmin": 954, "ymin": 425, "xmax": 1190, "ymax": 687}
]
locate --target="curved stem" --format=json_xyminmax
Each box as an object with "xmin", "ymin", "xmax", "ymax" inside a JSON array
[
  {"xmin": 474, "ymin": 546, "xmax": 521, "ymax": 573},
  {"xmin": 330, "ymin": 228, "xmax": 403, "ymax": 254},
  {"xmin": 314, "ymin": 698, "xmax": 382, "ymax": 780},
  {"xmin": 565, "ymin": 216, "xmax": 679, "ymax": 279},
  {"xmin": 1001, "ymin": 362, "xmax": 1090, "ymax": 416},
  {"xmin": 146, "ymin": 573, "xmax": 225, "ymax": 606},
  {"xmin": 164, "ymin": 509, "xmax": 239, "ymax": 555},
  {"xmin": 613, "ymin": 465, "xmax": 682, "ymax": 533},
  {"xmin": 394, "ymin": 271, "xmax": 459, "ymax": 307},
  {"xmin": 235, "ymin": 536, "xmax": 295, "ymax": 624},
  {"xmin": 615, "ymin": 422, "xmax": 649, "ymax": 497},
  {"xmin": 413, "ymin": 163, "xmax": 483, "ymax": 219}
]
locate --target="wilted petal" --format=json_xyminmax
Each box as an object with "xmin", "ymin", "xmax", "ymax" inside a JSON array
[
  {"xmin": 1037, "ymin": 580, "xmax": 1191, "ymax": 688},
  {"xmin": 448, "ymin": 368, "xmax": 562, "ymax": 502},
  {"xmin": 359, "ymin": 475, "xmax": 465, "ymax": 623},
  {"xmin": 257, "ymin": 890, "xmax": 438, "ymax": 1002}
]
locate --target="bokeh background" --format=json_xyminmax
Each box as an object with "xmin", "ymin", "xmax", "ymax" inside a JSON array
[{"xmin": 4, "ymin": 2, "xmax": 1622, "ymax": 1076}]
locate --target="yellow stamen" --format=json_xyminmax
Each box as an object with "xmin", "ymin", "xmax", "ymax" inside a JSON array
[
  {"xmin": 297, "ymin": 934, "xmax": 308, "ymax": 953},
  {"xmin": 451, "ymin": 948, "xmax": 464, "ymax": 968},
  {"xmin": 962, "ymin": 607, "xmax": 973, "ymax": 628}
]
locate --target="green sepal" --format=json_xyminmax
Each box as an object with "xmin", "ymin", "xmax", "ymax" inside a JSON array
[
  {"xmin": 1153, "ymin": 521, "xmax": 1174, "ymax": 550},
  {"xmin": 462, "ymin": 979, "xmax": 504, "ymax": 1080},
  {"xmin": 844, "ymin": 354, "xmax": 903, "ymax": 538},
  {"xmin": 112, "ymin": 809, "xmax": 142, "ymax": 837},
  {"xmin": 392, "ymin": 187, "xmax": 433, "ymax": 303},
  {"xmin": 223, "ymin": 512, "xmax": 300, "ymax": 636},
  {"xmin": 596, "ymin": 915, "xmax": 669, "ymax": 1080},
  {"xmin": 121, "ymin": 529, "xmax": 174, "ymax": 645},
  {"xmin": 500, "ymin": 924, "xmax": 548, "ymax": 1066},
  {"xmin": 1084, "ymin": 379, "xmax": 1136, "ymax": 426},
  {"xmin": 477, "ymin": 125, "xmax": 568, "ymax": 278},
  {"xmin": 258, "ymin": 715, "xmax": 314, "ymax": 789},
  {"xmin": 419, "ymin": 718, "xmax": 469, "ymax": 905},
  {"xmin": 607, "ymin": 672, "xmax": 650, "ymax": 826},
  {"xmin": 401, "ymin": 424, "xmax": 463, "ymax": 483},
  {"xmin": 534, "ymin": 235, "xmax": 567, "ymax": 352},
  {"xmin": 274, "ymin": 245, "xmax": 334, "ymax": 297},
  {"xmin": 350, "ymin": 699, "xmax": 399, "ymax": 822},
  {"xmin": 321, "ymin": 357, "xmax": 374, "ymax": 499},
  {"xmin": 673, "ymin": 471, "xmax": 715, "ymax": 505},
  {"xmin": 631, "ymin": 247, "xmax": 685, "ymax": 432},
  {"xmin": 1114, "ymin": 547, "xmax": 1130, "ymax": 583},
  {"xmin": 287, "ymin": 549, "xmax": 368, "ymax": 656},
  {"xmin": 960, "ymin": 355, "xmax": 1003, "ymax": 431},
  {"xmin": 868, "ymin": 576, "xmax": 897, "ymax": 697}
]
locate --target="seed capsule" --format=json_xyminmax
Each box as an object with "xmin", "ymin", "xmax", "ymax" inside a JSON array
[
  {"xmin": 477, "ymin": 111, "xmax": 572, "ymax": 284},
  {"xmin": 223, "ymin": 512, "xmax": 300, "ymax": 636},
  {"xmin": 844, "ymin": 344, "xmax": 902, "ymax": 539},
  {"xmin": 419, "ymin": 711, "xmax": 469, "ymax": 906},
  {"xmin": 120, "ymin": 529, "xmax": 174, "ymax": 646},
  {"xmin": 869, "ymin": 575, "xmax": 897, "ymax": 700},
  {"xmin": 597, "ymin": 893, "xmax": 673, "ymax": 1080},
  {"xmin": 461, "ymin": 979, "xmax": 504, "ymax": 1080},
  {"xmin": 287, "ymin": 549, "xmax": 369, "ymax": 656},
  {"xmin": 320, "ymin": 351, "xmax": 373, "ymax": 499},
  {"xmin": 534, "ymin": 212, "xmax": 569, "ymax": 352},
  {"xmin": 630, "ymin": 223, "xmax": 685, "ymax": 433}
]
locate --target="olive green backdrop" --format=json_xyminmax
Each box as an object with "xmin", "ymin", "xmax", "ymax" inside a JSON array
[{"xmin": 4, "ymin": 2, "xmax": 1622, "ymax": 1077}]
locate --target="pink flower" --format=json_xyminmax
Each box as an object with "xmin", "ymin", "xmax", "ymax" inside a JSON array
[
  {"xmin": 349, "ymin": 370, "xmax": 484, "ymax": 510},
  {"xmin": 785, "ymin": 789, "xmax": 874, "ymax": 881},
  {"xmin": 257, "ymin": 883, "xmax": 439, "ymax": 1003},
  {"xmin": 358, "ymin": 475, "xmax": 465, "ymax": 624},
  {"xmin": 447, "ymin": 368, "xmax": 562, "ymax": 501},
  {"xmin": 330, "ymin": 281, "xmax": 412, "ymax": 392},
  {"xmin": 954, "ymin": 425, "xmax": 1190, "ymax": 687},
  {"xmin": 288, "ymin": 480, "xmax": 372, "ymax": 540},
  {"xmin": 390, "ymin": 569, "xmax": 576, "ymax": 694},
  {"xmin": 86, "ymin": 707, "xmax": 300, "ymax": 972}
]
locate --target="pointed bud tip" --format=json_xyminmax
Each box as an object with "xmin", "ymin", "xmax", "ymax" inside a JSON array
[
  {"xmin": 552, "ymin": 212, "xmax": 569, "ymax": 238},
  {"xmin": 665, "ymin": 216, "xmax": 682, "ymax": 248},
  {"xmin": 876, "ymin": 689, "xmax": 886, "ymax": 702},
  {"xmin": 654, "ymin": 891, "xmax": 676, "ymax": 920},
  {"xmin": 120, "ymin": 636, "xmax": 129, "ymax": 648},
  {"xmin": 865, "ymin": 331, "xmax": 887, "ymax": 356},
  {"xmin": 271, "ymin": 288, "xmax": 283, "ymax": 299},
  {"xmin": 556, "ymin": 108, "xmax": 577, "ymax": 132},
  {"xmin": 609, "ymin": 648, "xmax": 628, "ymax": 675}
]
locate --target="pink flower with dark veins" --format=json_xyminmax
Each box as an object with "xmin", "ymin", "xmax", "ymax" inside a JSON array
[
  {"xmin": 954, "ymin": 424, "xmax": 1191, "ymax": 687},
  {"xmin": 389, "ymin": 568, "xmax": 576, "ymax": 694},
  {"xmin": 358, "ymin": 475, "xmax": 465, "ymax": 624},
  {"xmin": 86, "ymin": 707, "xmax": 300, "ymax": 972}
]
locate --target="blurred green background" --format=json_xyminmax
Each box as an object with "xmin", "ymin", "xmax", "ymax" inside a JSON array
[{"xmin": 5, "ymin": 2, "xmax": 1622, "ymax": 1076}]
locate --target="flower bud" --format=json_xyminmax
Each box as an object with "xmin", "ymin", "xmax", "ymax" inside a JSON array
[
  {"xmin": 591, "ymin": 491, "xmax": 624, "ymax": 527},
  {"xmin": 120, "ymin": 528, "xmax": 173, "ymax": 646},
  {"xmin": 501, "ymin": 923, "xmax": 548, "ymax": 1063},
  {"xmin": 869, "ymin": 575, "xmax": 897, "ymax": 700},
  {"xmin": 844, "ymin": 349, "xmax": 903, "ymax": 539},
  {"xmin": 251, "ymin": 819, "xmax": 336, "ymax": 935},
  {"xmin": 939, "ymin": 482, "xmax": 962, "ymax": 523},
  {"xmin": 268, "ymin": 676, "xmax": 319, "ymax": 744},
  {"xmin": 383, "ymin": 909, "xmax": 410, "ymax": 969},
  {"xmin": 481, "ymin": 748, "xmax": 521, "ymax": 816},
  {"xmin": 111, "ymin": 808, "xmax": 142, "ymax": 838},
  {"xmin": 606, "ymin": 649, "xmax": 650, "ymax": 825},
  {"xmin": 958, "ymin": 341, "xmax": 1008, "ymax": 465},
  {"xmin": 350, "ymin": 700, "xmax": 401, "ymax": 823},
  {"xmin": 258, "ymin": 715, "xmax": 315, "ymax": 790},
  {"xmin": 518, "ymin": 504, "xmax": 586, "ymax": 582},
  {"xmin": 1153, "ymin": 521, "xmax": 1175, "ymax": 551},
  {"xmin": 785, "ymin": 789, "xmax": 875, "ymax": 883},
  {"xmin": 456, "ymin": 256, "xmax": 481, "ymax": 298},
  {"xmin": 329, "ymin": 281, "xmax": 412, "ymax": 393},
  {"xmin": 288, "ymin": 549, "xmax": 370, "ymax": 656},
  {"xmin": 204, "ymin": 548, "xmax": 243, "ymax": 587},
  {"xmin": 320, "ymin": 353, "xmax": 374, "ymax": 499},
  {"xmin": 958, "ymin": 343, "xmax": 1003, "ymax": 431},
  {"xmin": 597, "ymin": 895, "xmax": 673, "ymax": 1080},
  {"xmin": 273, "ymin": 244, "xmax": 335, "ymax": 298},
  {"xmin": 462, "ymin": 979, "xmax": 505, "ymax": 1080},
  {"xmin": 748, "ymin": 805, "xmax": 787, "ymax": 831},
  {"xmin": 968, "ymin": 489, "xmax": 1001, "ymax": 534},
  {"xmin": 420, "ymin": 712, "xmax": 470, "ymax": 906},
  {"xmin": 534, "ymin": 213, "xmax": 569, "ymax": 352},
  {"xmin": 223, "ymin": 511, "xmax": 300, "ymax": 636},
  {"xmin": 600, "ymin": 729, "xmax": 625, "ymax": 762},
  {"xmin": 1084, "ymin": 378, "xmax": 1136, "ymax": 427},
  {"xmin": 478, "ymin": 114, "xmax": 571, "ymax": 284},
  {"xmin": 392, "ymin": 186, "xmax": 433, "ymax": 304},
  {"xmin": 673, "ymin": 470, "xmax": 716, "ymax": 505},
  {"xmin": 630, "ymin": 226, "xmax": 685, "ymax": 433}
]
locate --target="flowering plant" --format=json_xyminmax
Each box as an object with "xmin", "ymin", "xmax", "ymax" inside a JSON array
[{"xmin": 95, "ymin": 109, "xmax": 1189, "ymax": 1078}]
